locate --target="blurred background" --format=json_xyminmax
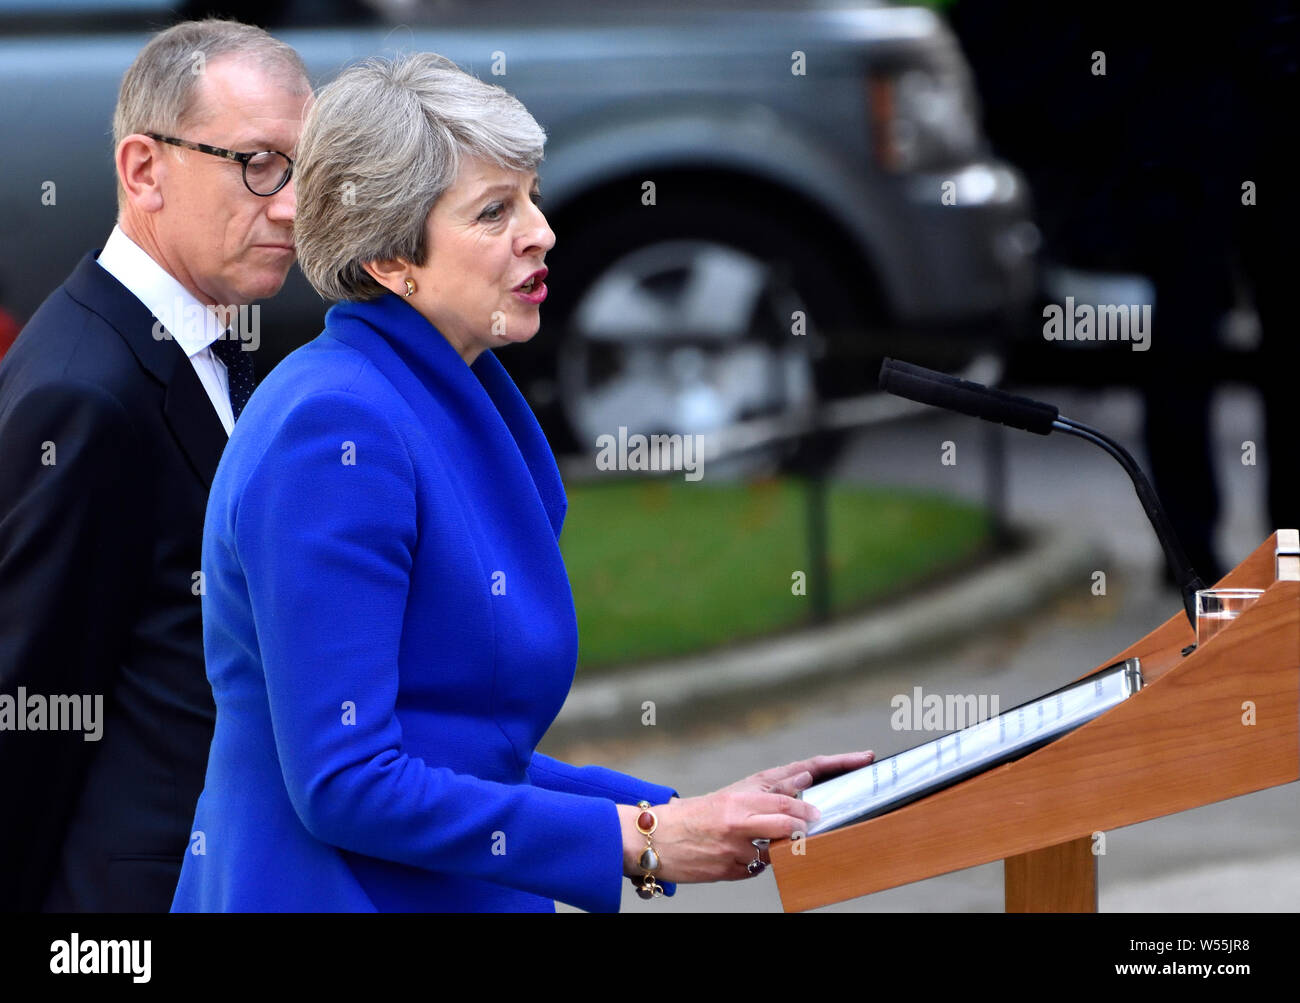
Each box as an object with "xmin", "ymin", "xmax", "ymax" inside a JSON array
[{"xmin": 2, "ymin": 0, "xmax": 1296, "ymax": 911}]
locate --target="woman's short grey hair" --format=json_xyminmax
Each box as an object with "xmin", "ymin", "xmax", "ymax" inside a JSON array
[
  {"xmin": 294, "ymin": 52, "xmax": 547, "ymax": 302},
  {"xmin": 113, "ymin": 19, "xmax": 309, "ymax": 208}
]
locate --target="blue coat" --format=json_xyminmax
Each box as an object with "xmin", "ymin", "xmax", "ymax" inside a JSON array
[{"xmin": 171, "ymin": 294, "xmax": 676, "ymax": 912}]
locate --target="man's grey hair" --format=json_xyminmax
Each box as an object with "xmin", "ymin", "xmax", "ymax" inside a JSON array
[
  {"xmin": 294, "ymin": 52, "xmax": 547, "ymax": 302},
  {"xmin": 112, "ymin": 19, "xmax": 310, "ymax": 208}
]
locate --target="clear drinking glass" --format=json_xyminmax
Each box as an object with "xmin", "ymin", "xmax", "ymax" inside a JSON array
[{"xmin": 1195, "ymin": 588, "xmax": 1264, "ymax": 647}]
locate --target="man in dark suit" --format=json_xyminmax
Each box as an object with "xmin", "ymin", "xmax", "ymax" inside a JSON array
[{"xmin": 0, "ymin": 19, "xmax": 310, "ymax": 911}]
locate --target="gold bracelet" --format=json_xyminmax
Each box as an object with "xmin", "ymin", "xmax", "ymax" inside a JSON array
[{"xmin": 633, "ymin": 801, "xmax": 664, "ymax": 899}]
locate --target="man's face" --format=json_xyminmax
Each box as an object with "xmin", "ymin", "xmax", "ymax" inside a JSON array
[{"xmin": 153, "ymin": 55, "xmax": 310, "ymax": 307}]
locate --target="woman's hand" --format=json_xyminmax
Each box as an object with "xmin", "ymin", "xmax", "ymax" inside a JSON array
[
  {"xmin": 710, "ymin": 750, "xmax": 876, "ymax": 801},
  {"xmin": 618, "ymin": 750, "xmax": 874, "ymax": 884}
]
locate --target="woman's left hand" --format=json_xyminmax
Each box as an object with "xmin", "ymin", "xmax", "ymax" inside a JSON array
[
  {"xmin": 706, "ymin": 749, "xmax": 875, "ymax": 869},
  {"xmin": 711, "ymin": 750, "xmax": 875, "ymax": 802},
  {"xmin": 707, "ymin": 753, "xmax": 878, "ymax": 800},
  {"xmin": 636, "ymin": 750, "xmax": 875, "ymax": 882}
]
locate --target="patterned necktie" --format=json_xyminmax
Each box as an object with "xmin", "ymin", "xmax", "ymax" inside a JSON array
[{"xmin": 210, "ymin": 334, "xmax": 256, "ymax": 422}]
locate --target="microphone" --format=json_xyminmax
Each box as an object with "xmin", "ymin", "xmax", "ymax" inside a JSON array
[
  {"xmin": 879, "ymin": 358, "xmax": 1059, "ymax": 436},
  {"xmin": 878, "ymin": 358, "xmax": 1206, "ymax": 629}
]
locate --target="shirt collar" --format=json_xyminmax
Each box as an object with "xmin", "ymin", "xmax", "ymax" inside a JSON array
[{"xmin": 96, "ymin": 224, "xmax": 226, "ymax": 357}]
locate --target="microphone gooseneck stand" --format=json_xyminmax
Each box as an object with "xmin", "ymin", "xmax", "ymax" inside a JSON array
[{"xmin": 877, "ymin": 358, "xmax": 1205, "ymax": 629}]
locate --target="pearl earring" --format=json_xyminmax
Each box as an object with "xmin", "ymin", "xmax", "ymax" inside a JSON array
[{"xmin": 404, "ymin": 278, "xmax": 416, "ymax": 297}]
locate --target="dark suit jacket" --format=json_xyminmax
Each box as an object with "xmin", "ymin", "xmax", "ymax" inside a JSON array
[{"xmin": 0, "ymin": 251, "xmax": 226, "ymax": 911}]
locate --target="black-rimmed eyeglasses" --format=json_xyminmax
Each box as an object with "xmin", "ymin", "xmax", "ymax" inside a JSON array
[{"xmin": 146, "ymin": 133, "xmax": 294, "ymax": 197}]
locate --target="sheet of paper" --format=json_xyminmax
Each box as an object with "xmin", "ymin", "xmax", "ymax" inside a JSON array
[{"xmin": 802, "ymin": 659, "xmax": 1142, "ymax": 835}]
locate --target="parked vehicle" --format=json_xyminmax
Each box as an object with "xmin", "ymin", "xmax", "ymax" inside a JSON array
[{"xmin": 0, "ymin": 0, "xmax": 1037, "ymax": 449}]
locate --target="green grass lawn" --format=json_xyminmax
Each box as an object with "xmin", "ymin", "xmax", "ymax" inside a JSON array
[{"xmin": 561, "ymin": 478, "xmax": 994, "ymax": 671}]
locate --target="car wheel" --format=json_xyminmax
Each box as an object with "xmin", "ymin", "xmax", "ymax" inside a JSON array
[{"xmin": 526, "ymin": 190, "xmax": 869, "ymax": 471}]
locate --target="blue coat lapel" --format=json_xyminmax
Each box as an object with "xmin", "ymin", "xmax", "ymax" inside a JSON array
[{"xmin": 323, "ymin": 294, "xmax": 568, "ymax": 540}]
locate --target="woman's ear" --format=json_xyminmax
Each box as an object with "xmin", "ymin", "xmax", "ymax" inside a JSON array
[{"xmin": 362, "ymin": 258, "xmax": 410, "ymax": 297}]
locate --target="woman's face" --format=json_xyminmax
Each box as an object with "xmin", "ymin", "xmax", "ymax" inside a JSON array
[{"xmin": 405, "ymin": 155, "xmax": 554, "ymax": 365}]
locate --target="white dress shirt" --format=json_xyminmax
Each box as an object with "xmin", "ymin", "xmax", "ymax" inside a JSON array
[{"xmin": 96, "ymin": 225, "xmax": 236, "ymax": 436}]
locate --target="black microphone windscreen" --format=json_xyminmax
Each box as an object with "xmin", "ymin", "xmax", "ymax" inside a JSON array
[{"xmin": 878, "ymin": 359, "xmax": 1059, "ymax": 435}]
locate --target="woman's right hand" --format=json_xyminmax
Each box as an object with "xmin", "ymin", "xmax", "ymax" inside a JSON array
[{"xmin": 617, "ymin": 789, "xmax": 821, "ymax": 884}]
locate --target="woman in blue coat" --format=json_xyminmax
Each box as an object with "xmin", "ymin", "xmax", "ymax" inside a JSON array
[{"xmin": 170, "ymin": 52, "xmax": 871, "ymax": 912}]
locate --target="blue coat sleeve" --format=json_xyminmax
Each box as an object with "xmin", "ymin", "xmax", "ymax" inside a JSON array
[
  {"xmin": 527, "ymin": 752, "xmax": 680, "ymax": 899},
  {"xmin": 526, "ymin": 752, "xmax": 677, "ymax": 805},
  {"xmin": 233, "ymin": 389, "xmax": 633, "ymax": 913}
]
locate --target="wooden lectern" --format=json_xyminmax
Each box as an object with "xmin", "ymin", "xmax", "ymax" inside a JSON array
[{"xmin": 770, "ymin": 529, "xmax": 1300, "ymax": 912}]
